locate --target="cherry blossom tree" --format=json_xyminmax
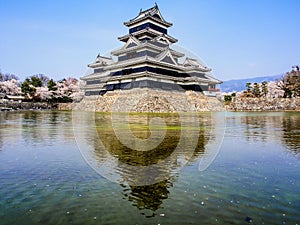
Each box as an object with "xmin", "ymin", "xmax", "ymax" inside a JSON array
[
  {"xmin": 0, "ymin": 79, "xmax": 22, "ymax": 95},
  {"xmin": 35, "ymin": 86, "xmax": 52, "ymax": 101},
  {"xmin": 54, "ymin": 77, "xmax": 84, "ymax": 102},
  {"xmin": 267, "ymin": 81, "xmax": 285, "ymax": 98},
  {"xmin": 1, "ymin": 69, "xmax": 84, "ymax": 102},
  {"xmin": 277, "ymin": 66, "xmax": 300, "ymax": 98}
]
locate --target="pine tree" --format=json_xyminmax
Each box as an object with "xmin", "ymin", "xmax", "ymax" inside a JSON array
[
  {"xmin": 246, "ymin": 82, "xmax": 252, "ymax": 93},
  {"xmin": 261, "ymin": 81, "xmax": 268, "ymax": 97},
  {"xmin": 252, "ymin": 82, "xmax": 261, "ymax": 97}
]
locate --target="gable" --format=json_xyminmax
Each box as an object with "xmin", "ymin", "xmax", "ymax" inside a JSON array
[
  {"xmin": 153, "ymin": 13, "xmax": 162, "ymax": 20},
  {"xmin": 157, "ymin": 49, "xmax": 178, "ymax": 65},
  {"xmin": 123, "ymin": 36, "xmax": 140, "ymax": 49},
  {"xmin": 127, "ymin": 42, "xmax": 138, "ymax": 48},
  {"xmin": 161, "ymin": 56, "xmax": 175, "ymax": 64}
]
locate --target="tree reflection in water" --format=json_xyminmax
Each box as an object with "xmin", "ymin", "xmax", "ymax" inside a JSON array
[
  {"xmin": 231, "ymin": 112, "xmax": 300, "ymax": 156},
  {"xmin": 282, "ymin": 114, "xmax": 300, "ymax": 155}
]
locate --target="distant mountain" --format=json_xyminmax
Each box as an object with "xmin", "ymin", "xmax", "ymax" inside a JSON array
[{"xmin": 220, "ymin": 74, "xmax": 283, "ymax": 93}]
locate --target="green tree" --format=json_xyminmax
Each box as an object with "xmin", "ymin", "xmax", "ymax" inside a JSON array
[
  {"xmin": 252, "ymin": 82, "xmax": 261, "ymax": 97},
  {"xmin": 21, "ymin": 78, "xmax": 36, "ymax": 99},
  {"xmin": 30, "ymin": 76, "xmax": 42, "ymax": 87},
  {"xmin": 47, "ymin": 79, "xmax": 57, "ymax": 91},
  {"xmin": 21, "ymin": 75, "xmax": 45, "ymax": 100},
  {"xmin": 224, "ymin": 93, "xmax": 236, "ymax": 105},
  {"xmin": 261, "ymin": 81, "xmax": 268, "ymax": 97},
  {"xmin": 246, "ymin": 82, "xmax": 252, "ymax": 93},
  {"xmin": 224, "ymin": 95, "xmax": 232, "ymax": 102}
]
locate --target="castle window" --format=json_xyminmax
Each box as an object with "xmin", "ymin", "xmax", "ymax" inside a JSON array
[
  {"xmin": 129, "ymin": 22, "xmax": 167, "ymax": 34},
  {"xmin": 127, "ymin": 51, "xmax": 136, "ymax": 59}
]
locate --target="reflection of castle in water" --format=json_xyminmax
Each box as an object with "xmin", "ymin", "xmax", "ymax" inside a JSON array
[
  {"xmin": 81, "ymin": 112, "xmax": 300, "ymax": 214},
  {"xmin": 95, "ymin": 114, "xmax": 208, "ymax": 166},
  {"xmin": 121, "ymin": 179, "xmax": 172, "ymax": 215},
  {"xmin": 88, "ymin": 112, "xmax": 213, "ymax": 214}
]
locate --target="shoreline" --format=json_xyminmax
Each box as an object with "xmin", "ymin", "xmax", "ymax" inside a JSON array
[
  {"xmin": 2, "ymin": 96, "xmax": 300, "ymax": 113},
  {"xmin": 0, "ymin": 101, "xmax": 56, "ymax": 111},
  {"xmin": 228, "ymin": 97, "xmax": 300, "ymax": 112},
  {"xmin": 1, "ymin": 107, "xmax": 300, "ymax": 113}
]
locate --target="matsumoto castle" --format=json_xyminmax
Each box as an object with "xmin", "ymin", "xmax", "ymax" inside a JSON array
[{"xmin": 81, "ymin": 4, "xmax": 221, "ymax": 97}]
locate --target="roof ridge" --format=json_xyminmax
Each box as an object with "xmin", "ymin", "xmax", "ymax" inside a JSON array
[
  {"xmin": 139, "ymin": 4, "xmax": 158, "ymax": 15},
  {"xmin": 96, "ymin": 54, "xmax": 112, "ymax": 60}
]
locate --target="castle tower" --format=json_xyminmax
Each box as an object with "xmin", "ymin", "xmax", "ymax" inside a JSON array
[{"xmin": 81, "ymin": 4, "xmax": 221, "ymax": 96}]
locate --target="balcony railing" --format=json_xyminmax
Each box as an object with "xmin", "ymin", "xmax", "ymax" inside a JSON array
[{"xmin": 208, "ymin": 88, "xmax": 220, "ymax": 92}]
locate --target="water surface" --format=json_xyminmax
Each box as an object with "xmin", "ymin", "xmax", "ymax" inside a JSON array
[{"xmin": 0, "ymin": 111, "xmax": 299, "ymax": 225}]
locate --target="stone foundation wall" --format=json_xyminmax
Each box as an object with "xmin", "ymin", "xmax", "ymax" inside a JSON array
[
  {"xmin": 58, "ymin": 89, "xmax": 224, "ymax": 112},
  {"xmin": 229, "ymin": 97, "xmax": 300, "ymax": 111},
  {"xmin": 57, "ymin": 103, "xmax": 74, "ymax": 111},
  {"xmin": 0, "ymin": 101, "xmax": 53, "ymax": 110}
]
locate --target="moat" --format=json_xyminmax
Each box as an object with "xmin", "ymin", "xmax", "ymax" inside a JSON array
[{"xmin": 0, "ymin": 111, "xmax": 299, "ymax": 224}]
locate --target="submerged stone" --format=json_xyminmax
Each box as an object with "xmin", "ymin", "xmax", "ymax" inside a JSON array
[{"xmin": 245, "ymin": 216, "xmax": 253, "ymax": 223}]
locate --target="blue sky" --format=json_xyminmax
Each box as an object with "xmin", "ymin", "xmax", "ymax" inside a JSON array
[{"xmin": 0, "ymin": 0, "xmax": 299, "ymax": 81}]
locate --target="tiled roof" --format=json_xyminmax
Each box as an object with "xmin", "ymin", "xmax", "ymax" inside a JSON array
[{"xmin": 124, "ymin": 4, "xmax": 172, "ymax": 27}]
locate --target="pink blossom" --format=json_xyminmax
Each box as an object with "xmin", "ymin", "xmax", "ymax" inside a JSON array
[
  {"xmin": 55, "ymin": 77, "xmax": 84, "ymax": 101},
  {"xmin": 267, "ymin": 81, "xmax": 285, "ymax": 98},
  {"xmin": 0, "ymin": 79, "xmax": 21, "ymax": 95},
  {"xmin": 35, "ymin": 86, "xmax": 52, "ymax": 100}
]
